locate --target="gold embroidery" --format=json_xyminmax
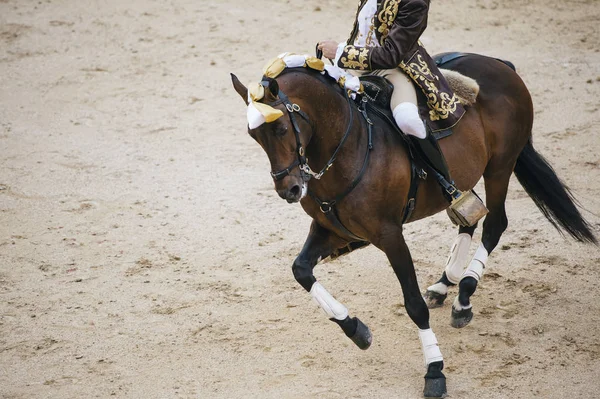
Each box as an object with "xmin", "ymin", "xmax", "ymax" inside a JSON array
[
  {"xmin": 340, "ymin": 46, "xmax": 370, "ymax": 70},
  {"xmin": 377, "ymin": 0, "xmax": 400, "ymax": 42},
  {"xmin": 399, "ymin": 54, "xmax": 436, "ymax": 83},
  {"xmin": 400, "ymin": 54, "xmax": 460, "ymax": 121},
  {"xmin": 365, "ymin": 16, "xmax": 377, "ymax": 46},
  {"xmin": 428, "ymin": 92, "xmax": 460, "ymax": 121}
]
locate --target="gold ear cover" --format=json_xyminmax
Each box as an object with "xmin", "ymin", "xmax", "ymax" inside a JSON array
[{"xmin": 247, "ymin": 82, "xmax": 283, "ymax": 123}]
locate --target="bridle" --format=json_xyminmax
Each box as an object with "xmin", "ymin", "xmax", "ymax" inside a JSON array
[
  {"xmin": 254, "ymin": 69, "xmax": 422, "ymax": 238},
  {"xmin": 258, "ymin": 75, "xmax": 375, "ymax": 241},
  {"xmin": 262, "ymin": 79, "xmax": 355, "ymax": 183}
]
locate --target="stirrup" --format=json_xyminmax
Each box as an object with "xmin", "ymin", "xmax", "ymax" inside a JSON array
[{"xmin": 446, "ymin": 190, "xmax": 489, "ymax": 227}]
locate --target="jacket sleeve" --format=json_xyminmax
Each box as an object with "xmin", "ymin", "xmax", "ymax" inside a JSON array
[{"xmin": 337, "ymin": 0, "xmax": 429, "ymax": 71}]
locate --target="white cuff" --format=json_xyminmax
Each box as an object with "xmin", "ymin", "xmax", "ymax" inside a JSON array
[{"xmin": 333, "ymin": 42, "xmax": 345, "ymax": 65}]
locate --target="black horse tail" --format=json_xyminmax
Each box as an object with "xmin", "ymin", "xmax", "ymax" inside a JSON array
[{"xmin": 513, "ymin": 140, "xmax": 597, "ymax": 244}]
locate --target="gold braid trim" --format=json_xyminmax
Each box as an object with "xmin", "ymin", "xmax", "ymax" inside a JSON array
[
  {"xmin": 377, "ymin": 0, "xmax": 400, "ymax": 42},
  {"xmin": 400, "ymin": 54, "xmax": 461, "ymax": 121},
  {"xmin": 340, "ymin": 46, "xmax": 370, "ymax": 70}
]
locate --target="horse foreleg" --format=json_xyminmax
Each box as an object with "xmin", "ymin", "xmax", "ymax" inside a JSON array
[
  {"xmin": 292, "ymin": 220, "xmax": 372, "ymax": 350},
  {"xmin": 424, "ymin": 223, "xmax": 478, "ymax": 308},
  {"xmin": 451, "ymin": 171, "xmax": 510, "ymax": 328},
  {"xmin": 379, "ymin": 225, "xmax": 447, "ymax": 399}
]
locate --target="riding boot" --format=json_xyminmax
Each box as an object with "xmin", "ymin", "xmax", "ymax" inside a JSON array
[
  {"xmin": 413, "ymin": 125, "xmax": 489, "ymax": 227},
  {"xmin": 414, "ymin": 131, "xmax": 459, "ymax": 199}
]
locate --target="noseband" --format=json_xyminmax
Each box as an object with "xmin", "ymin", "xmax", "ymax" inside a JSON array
[{"xmin": 262, "ymin": 79, "xmax": 355, "ymax": 182}]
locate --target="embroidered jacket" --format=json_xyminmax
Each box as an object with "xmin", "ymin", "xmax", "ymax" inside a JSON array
[{"xmin": 338, "ymin": 0, "xmax": 465, "ymax": 131}]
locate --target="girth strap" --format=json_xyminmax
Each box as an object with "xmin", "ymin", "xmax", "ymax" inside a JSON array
[
  {"xmin": 402, "ymin": 162, "xmax": 422, "ymax": 223},
  {"xmin": 364, "ymin": 101, "xmax": 426, "ymax": 223}
]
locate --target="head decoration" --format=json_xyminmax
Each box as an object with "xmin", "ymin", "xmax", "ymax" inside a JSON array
[
  {"xmin": 247, "ymin": 53, "xmax": 325, "ymax": 129},
  {"xmin": 246, "ymin": 52, "xmax": 363, "ymax": 129}
]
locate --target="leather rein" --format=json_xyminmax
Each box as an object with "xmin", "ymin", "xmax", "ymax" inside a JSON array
[{"xmin": 261, "ymin": 78, "xmax": 373, "ymax": 241}]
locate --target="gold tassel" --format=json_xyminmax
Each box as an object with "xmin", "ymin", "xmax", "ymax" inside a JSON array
[
  {"xmin": 305, "ymin": 56, "xmax": 325, "ymax": 71},
  {"xmin": 263, "ymin": 57, "xmax": 286, "ymax": 78}
]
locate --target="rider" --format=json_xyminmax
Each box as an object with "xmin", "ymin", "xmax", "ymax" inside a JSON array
[{"xmin": 318, "ymin": 0, "xmax": 468, "ymax": 206}]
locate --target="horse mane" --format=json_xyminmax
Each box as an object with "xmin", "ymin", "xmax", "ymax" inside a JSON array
[{"xmin": 265, "ymin": 66, "xmax": 348, "ymax": 99}]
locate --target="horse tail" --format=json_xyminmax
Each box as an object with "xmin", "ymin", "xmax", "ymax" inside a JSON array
[{"xmin": 513, "ymin": 140, "xmax": 597, "ymax": 244}]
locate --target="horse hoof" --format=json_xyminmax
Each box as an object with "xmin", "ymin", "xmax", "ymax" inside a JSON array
[
  {"xmin": 423, "ymin": 290, "xmax": 447, "ymax": 309},
  {"xmin": 451, "ymin": 306, "xmax": 473, "ymax": 328},
  {"xmin": 349, "ymin": 317, "xmax": 372, "ymax": 350},
  {"xmin": 423, "ymin": 377, "xmax": 447, "ymax": 398},
  {"xmin": 423, "ymin": 361, "xmax": 447, "ymax": 398}
]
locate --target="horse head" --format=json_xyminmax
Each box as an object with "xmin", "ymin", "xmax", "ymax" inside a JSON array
[{"xmin": 231, "ymin": 72, "xmax": 314, "ymax": 204}]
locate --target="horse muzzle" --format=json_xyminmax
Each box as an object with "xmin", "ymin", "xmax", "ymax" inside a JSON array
[
  {"xmin": 277, "ymin": 183, "xmax": 302, "ymax": 203},
  {"xmin": 276, "ymin": 177, "xmax": 307, "ymax": 203}
]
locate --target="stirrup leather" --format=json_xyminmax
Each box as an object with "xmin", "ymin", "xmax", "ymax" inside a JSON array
[{"xmin": 446, "ymin": 190, "xmax": 489, "ymax": 227}]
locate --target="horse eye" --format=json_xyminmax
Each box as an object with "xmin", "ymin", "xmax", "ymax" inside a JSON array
[{"xmin": 274, "ymin": 126, "xmax": 288, "ymax": 137}]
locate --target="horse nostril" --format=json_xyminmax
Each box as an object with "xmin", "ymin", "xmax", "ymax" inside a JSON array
[{"xmin": 289, "ymin": 185, "xmax": 301, "ymax": 198}]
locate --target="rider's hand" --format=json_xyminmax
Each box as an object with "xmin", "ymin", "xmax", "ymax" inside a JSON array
[{"xmin": 318, "ymin": 40, "xmax": 340, "ymax": 60}]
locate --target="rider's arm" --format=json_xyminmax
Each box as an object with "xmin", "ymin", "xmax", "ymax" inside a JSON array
[{"xmin": 337, "ymin": 0, "xmax": 428, "ymax": 71}]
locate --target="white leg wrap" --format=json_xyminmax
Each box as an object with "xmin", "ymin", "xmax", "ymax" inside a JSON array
[
  {"xmin": 392, "ymin": 102, "xmax": 426, "ymax": 139},
  {"xmin": 461, "ymin": 243, "xmax": 488, "ymax": 282},
  {"xmin": 310, "ymin": 282, "xmax": 349, "ymax": 321},
  {"xmin": 418, "ymin": 328, "xmax": 443, "ymax": 366},
  {"xmin": 444, "ymin": 233, "xmax": 472, "ymax": 284},
  {"xmin": 452, "ymin": 295, "xmax": 471, "ymax": 311},
  {"xmin": 426, "ymin": 282, "xmax": 448, "ymax": 295}
]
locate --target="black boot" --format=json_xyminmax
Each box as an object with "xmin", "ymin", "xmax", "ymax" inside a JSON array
[
  {"xmin": 412, "ymin": 127, "xmax": 489, "ymax": 227},
  {"xmin": 413, "ymin": 132, "xmax": 461, "ymax": 200}
]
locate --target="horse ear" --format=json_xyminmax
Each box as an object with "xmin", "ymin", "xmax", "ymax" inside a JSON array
[
  {"xmin": 266, "ymin": 78, "xmax": 279, "ymax": 98},
  {"xmin": 231, "ymin": 73, "xmax": 249, "ymax": 105}
]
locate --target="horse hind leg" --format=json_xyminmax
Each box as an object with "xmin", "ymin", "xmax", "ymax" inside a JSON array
[
  {"xmin": 424, "ymin": 224, "xmax": 478, "ymax": 308},
  {"xmin": 451, "ymin": 169, "xmax": 511, "ymax": 328}
]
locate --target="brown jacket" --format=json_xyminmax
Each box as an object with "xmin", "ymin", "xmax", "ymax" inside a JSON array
[{"xmin": 338, "ymin": 0, "xmax": 465, "ymax": 131}]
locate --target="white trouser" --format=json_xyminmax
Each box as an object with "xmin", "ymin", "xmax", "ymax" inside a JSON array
[{"xmin": 349, "ymin": 69, "xmax": 426, "ymax": 138}]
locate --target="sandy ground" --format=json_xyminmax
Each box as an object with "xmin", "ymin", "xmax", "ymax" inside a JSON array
[{"xmin": 1, "ymin": 0, "xmax": 600, "ymax": 398}]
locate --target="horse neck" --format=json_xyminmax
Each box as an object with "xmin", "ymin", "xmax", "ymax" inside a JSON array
[{"xmin": 280, "ymin": 71, "xmax": 365, "ymax": 191}]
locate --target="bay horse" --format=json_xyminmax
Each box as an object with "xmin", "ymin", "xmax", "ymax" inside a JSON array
[{"xmin": 230, "ymin": 53, "xmax": 597, "ymax": 398}]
